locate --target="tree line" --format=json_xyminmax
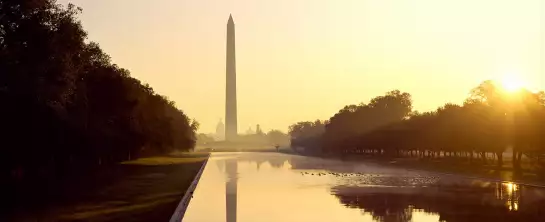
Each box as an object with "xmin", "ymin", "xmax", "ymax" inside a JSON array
[
  {"xmin": 196, "ymin": 129, "xmax": 290, "ymax": 147},
  {"xmin": 289, "ymin": 81, "xmax": 545, "ymax": 169},
  {"xmin": 0, "ymin": 0, "xmax": 197, "ymax": 183}
]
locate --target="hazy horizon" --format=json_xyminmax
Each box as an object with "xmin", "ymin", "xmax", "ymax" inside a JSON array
[{"xmin": 58, "ymin": 0, "xmax": 544, "ymax": 133}]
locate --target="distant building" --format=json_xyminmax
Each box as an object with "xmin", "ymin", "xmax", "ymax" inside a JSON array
[
  {"xmin": 245, "ymin": 127, "xmax": 254, "ymax": 135},
  {"xmin": 216, "ymin": 119, "xmax": 225, "ymax": 141},
  {"xmin": 256, "ymin": 124, "xmax": 263, "ymax": 135}
]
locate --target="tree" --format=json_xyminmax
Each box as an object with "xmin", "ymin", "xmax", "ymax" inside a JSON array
[
  {"xmin": 267, "ymin": 130, "xmax": 289, "ymax": 146},
  {"xmin": 288, "ymin": 120, "xmax": 326, "ymax": 152},
  {"xmin": 288, "ymin": 81, "xmax": 545, "ymax": 171},
  {"xmin": 323, "ymin": 90, "xmax": 413, "ymax": 152},
  {"xmin": 0, "ymin": 0, "xmax": 197, "ymax": 188},
  {"xmin": 196, "ymin": 133, "xmax": 215, "ymax": 145}
]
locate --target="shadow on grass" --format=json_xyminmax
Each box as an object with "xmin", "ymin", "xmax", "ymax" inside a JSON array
[{"xmin": 8, "ymin": 154, "xmax": 207, "ymax": 222}]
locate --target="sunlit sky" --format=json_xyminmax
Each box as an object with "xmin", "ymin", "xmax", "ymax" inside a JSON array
[{"xmin": 58, "ymin": 0, "xmax": 544, "ymax": 133}]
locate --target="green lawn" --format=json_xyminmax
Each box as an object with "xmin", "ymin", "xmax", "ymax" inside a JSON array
[{"xmin": 8, "ymin": 153, "xmax": 208, "ymax": 222}]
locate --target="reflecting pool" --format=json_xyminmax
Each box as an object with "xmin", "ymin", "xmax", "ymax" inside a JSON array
[{"xmin": 181, "ymin": 152, "xmax": 545, "ymax": 222}]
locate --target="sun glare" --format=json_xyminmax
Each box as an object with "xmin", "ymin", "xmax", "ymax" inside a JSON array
[{"xmin": 499, "ymin": 74, "xmax": 526, "ymax": 92}]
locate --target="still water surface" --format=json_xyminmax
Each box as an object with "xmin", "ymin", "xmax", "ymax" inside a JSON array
[{"xmin": 182, "ymin": 152, "xmax": 545, "ymax": 222}]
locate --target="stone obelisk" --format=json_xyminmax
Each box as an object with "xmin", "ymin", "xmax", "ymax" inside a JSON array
[{"xmin": 225, "ymin": 14, "xmax": 238, "ymax": 141}]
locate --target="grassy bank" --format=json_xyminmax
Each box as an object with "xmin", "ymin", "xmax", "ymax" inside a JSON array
[{"xmin": 5, "ymin": 152, "xmax": 208, "ymax": 222}]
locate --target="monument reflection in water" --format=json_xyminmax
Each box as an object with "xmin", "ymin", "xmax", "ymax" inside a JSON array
[{"xmin": 225, "ymin": 159, "xmax": 238, "ymax": 222}]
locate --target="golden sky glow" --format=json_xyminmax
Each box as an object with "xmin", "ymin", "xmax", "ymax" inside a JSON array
[{"xmin": 58, "ymin": 0, "xmax": 544, "ymax": 133}]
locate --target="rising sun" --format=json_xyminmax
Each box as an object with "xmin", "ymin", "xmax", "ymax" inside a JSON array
[{"xmin": 499, "ymin": 74, "xmax": 526, "ymax": 92}]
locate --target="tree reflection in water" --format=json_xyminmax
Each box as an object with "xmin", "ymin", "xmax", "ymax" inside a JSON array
[
  {"xmin": 236, "ymin": 155, "xmax": 290, "ymax": 170},
  {"xmin": 212, "ymin": 153, "xmax": 545, "ymax": 221},
  {"xmin": 331, "ymin": 182, "xmax": 545, "ymax": 222}
]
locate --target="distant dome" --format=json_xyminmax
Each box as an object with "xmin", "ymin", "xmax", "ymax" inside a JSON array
[
  {"xmin": 216, "ymin": 119, "xmax": 225, "ymax": 128},
  {"xmin": 216, "ymin": 119, "xmax": 225, "ymax": 141}
]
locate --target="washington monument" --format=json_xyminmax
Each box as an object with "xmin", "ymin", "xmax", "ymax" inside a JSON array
[{"xmin": 225, "ymin": 14, "xmax": 238, "ymax": 141}]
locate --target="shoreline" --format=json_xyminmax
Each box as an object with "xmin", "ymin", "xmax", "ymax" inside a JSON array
[{"xmin": 299, "ymin": 152, "xmax": 545, "ymax": 187}]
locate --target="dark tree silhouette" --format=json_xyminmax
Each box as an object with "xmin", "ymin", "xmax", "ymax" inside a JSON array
[
  {"xmin": 321, "ymin": 90, "xmax": 412, "ymax": 153},
  {"xmin": 288, "ymin": 120, "xmax": 326, "ymax": 153},
  {"xmin": 0, "ymin": 0, "xmax": 197, "ymax": 197},
  {"xmin": 288, "ymin": 83, "xmax": 545, "ymax": 171},
  {"xmin": 266, "ymin": 130, "xmax": 289, "ymax": 146}
]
